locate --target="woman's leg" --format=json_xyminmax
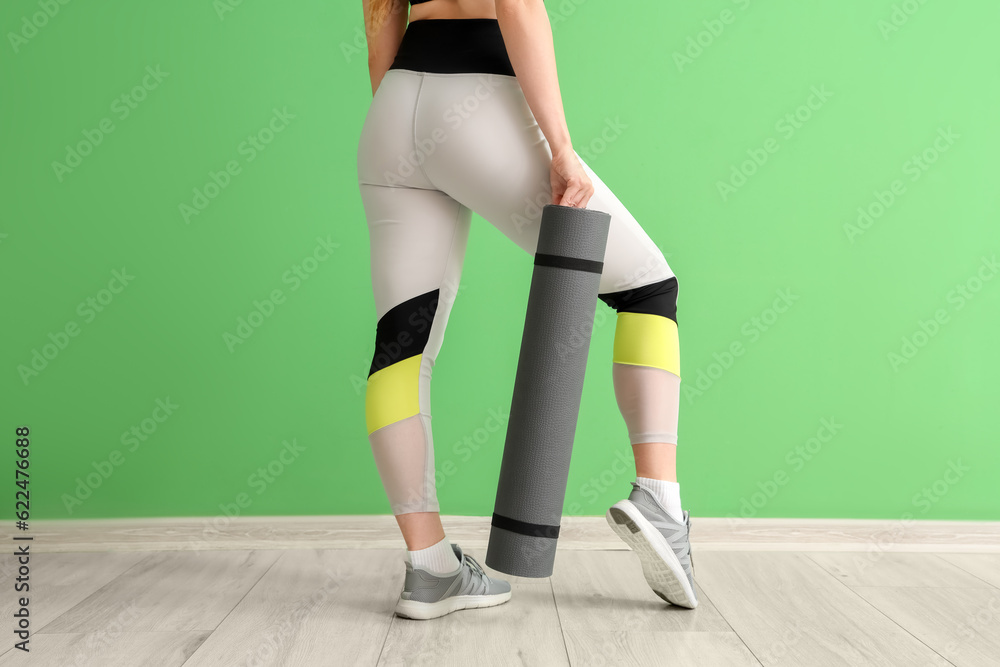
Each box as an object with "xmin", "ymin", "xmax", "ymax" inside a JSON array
[
  {"xmin": 633, "ymin": 443, "xmax": 677, "ymax": 482},
  {"xmin": 418, "ymin": 73, "xmax": 683, "ymax": 496},
  {"xmin": 357, "ymin": 69, "xmax": 472, "ymax": 552},
  {"xmin": 358, "ymin": 183, "xmax": 471, "ymax": 550}
]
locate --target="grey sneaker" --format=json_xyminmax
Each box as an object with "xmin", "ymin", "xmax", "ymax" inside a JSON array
[
  {"xmin": 606, "ymin": 481, "xmax": 698, "ymax": 608},
  {"xmin": 394, "ymin": 543, "xmax": 512, "ymax": 620}
]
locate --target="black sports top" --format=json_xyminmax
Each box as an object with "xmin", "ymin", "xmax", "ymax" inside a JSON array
[{"xmin": 410, "ymin": 0, "xmax": 432, "ymax": 4}]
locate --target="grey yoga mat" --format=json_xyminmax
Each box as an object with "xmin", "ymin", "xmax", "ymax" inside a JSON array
[{"xmin": 485, "ymin": 203, "xmax": 612, "ymax": 578}]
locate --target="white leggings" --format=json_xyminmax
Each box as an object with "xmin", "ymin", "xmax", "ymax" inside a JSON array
[{"xmin": 356, "ymin": 67, "xmax": 681, "ymax": 515}]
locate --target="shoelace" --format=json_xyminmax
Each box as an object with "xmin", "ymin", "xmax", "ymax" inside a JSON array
[
  {"xmin": 633, "ymin": 481, "xmax": 695, "ymax": 576},
  {"xmin": 463, "ymin": 553, "xmax": 488, "ymax": 581}
]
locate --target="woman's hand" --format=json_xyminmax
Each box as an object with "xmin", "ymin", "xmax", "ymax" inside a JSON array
[{"xmin": 550, "ymin": 148, "xmax": 594, "ymax": 208}]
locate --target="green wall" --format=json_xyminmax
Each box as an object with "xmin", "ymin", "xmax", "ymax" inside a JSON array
[{"xmin": 3, "ymin": 1, "xmax": 997, "ymax": 522}]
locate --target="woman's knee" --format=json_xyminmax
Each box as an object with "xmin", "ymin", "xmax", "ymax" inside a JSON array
[
  {"xmin": 364, "ymin": 289, "xmax": 440, "ymax": 435},
  {"xmin": 599, "ymin": 275, "xmax": 680, "ymax": 378},
  {"xmin": 598, "ymin": 275, "xmax": 679, "ymax": 324}
]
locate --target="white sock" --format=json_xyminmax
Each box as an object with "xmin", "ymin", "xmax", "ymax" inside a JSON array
[
  {"xmin": 635, "ymin": 476, "xmax": 684, "ymax": 524},
  {"xmin": 407, "ymin": 536, "xmax": 461, "ymax": 575}
]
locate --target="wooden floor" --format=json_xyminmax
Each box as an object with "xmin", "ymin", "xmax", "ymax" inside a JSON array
[{"xmin": 3, "ymin": 518, "xmax": 999, "ymax": 666}]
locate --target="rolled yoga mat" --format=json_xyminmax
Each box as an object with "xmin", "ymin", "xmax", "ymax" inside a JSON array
[{"xmin": 485, "ymin": 203, "xmax": 612, "ymax": 578}]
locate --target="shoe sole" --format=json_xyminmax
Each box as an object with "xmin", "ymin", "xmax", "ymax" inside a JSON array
[
  {"xmin": 606, "ymin": 501, "xmax": 698, "ymax": 609},
  {"xmin": 394, "ymin": 590, "xmax": 512, "ymax": 620}
]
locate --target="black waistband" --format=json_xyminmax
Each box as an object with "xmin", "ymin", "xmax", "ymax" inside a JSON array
[{"xmin": 389, "ymin": 18, "xmax": 516, "ymax": 76}]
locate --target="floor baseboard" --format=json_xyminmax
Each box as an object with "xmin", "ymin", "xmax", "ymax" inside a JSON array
[{"xmin": 13, "ymin": 515, "xmax": 1000, "ymax": 553}]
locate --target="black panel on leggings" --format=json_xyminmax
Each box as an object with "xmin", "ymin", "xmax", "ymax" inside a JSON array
[
  {"xmin": 598, "ymin": 276, "xmax": 678, "ymax": 323},
  {"xmin": 368, "ymin": 289, "xmax": 439, "ymax": 377}
]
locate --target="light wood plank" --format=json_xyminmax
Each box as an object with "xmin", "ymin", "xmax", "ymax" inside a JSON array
[
  {"xmin": 378, "ymin": 547, "xmax": 568, "ymax": 666},
  {"xmin": 561, "ymin": 630, "xmax": 762, "ymax": 667},
  {"xmin": 15, "ymin": 516, "xmax": 1000, "ymax": 553},
  {"xmin": 808, "ymin": 552, "xmax": 990, "ymax": 588},
  {"xmin": 551, "ymin": 549, "xmax": 760, "ymax": 665},
  {"xmin": 0, "ymin": 552, "xmax": 145, "ymax": 631},
  {"xmin": 550, "ymin": 549, "xmax": 731, "ymax": 633},
  {"xmin": 939, "ymin": 554, "xmax": 1000, "ymax": 589},
  {"xmin": 0, "ymin": 631, "xmax": 208, "ymax": 667},
  {"xmin": 692, "ymin": 551, "xmax": 951, "ymax": 666},
  {"xmin": 184, "ymin": 549, "xmax": 398, "ymax": 666},
  {"xmin": 40, "ymin": 550, "xmax": 282, "ymax": 633},
  {"xmin": 853, "ymin": 586, "xmax": 1000, "ymax": 667}
]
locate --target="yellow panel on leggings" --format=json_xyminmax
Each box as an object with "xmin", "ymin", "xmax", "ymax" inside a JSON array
[
  {"xmin": 365, "ymin": 354, "xmax": 422, "ymax": 434},
  {"xmin": 612, "ymin": 312, "xmax": 680, "ymax": 377}
]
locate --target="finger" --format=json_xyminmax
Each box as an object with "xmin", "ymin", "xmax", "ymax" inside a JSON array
[
  {"xmin": 561, "ymin": 182, "xmax": 582, "ymax": 207},
  {"xmin": 551, "ymin": 185, "xmax": 564, "ymax": 205}
]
